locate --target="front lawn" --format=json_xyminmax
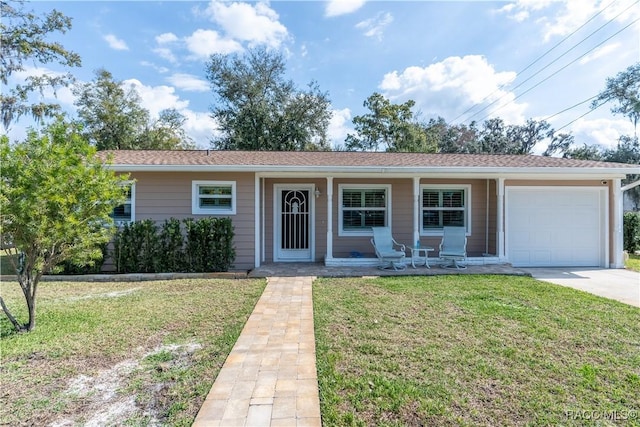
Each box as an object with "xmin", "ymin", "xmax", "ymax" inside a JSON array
[
  {"xmin": 314, "ymin": 276, "xmax": 640, "ymax": 426},
  {"xmin": 0, "ymin": 278, "xmax": 266, "ymax": 426},
  {"xmin": 626, "ymin": 253, "xmax": 640, "ymax": 272}
]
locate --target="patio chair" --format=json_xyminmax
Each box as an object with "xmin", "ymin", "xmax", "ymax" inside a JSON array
[
  {"xmin": 371, "ymin": 227, "xmax": 406, "ymax": 270},
  {"xmin": 439, "ymin": 226, "xmax": 467, "ymax": 269}
]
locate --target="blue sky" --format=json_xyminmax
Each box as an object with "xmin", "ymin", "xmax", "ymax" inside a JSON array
[{"xmin": 8, "ymin": 0, "xmax": 640, "ymax": 152}]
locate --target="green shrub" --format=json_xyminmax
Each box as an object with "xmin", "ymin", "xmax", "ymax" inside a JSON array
[
  {"xmin": 112, "ymin": 217, "xmax": 235, "ymax": 273},
  {"xmin": 623, "ymin": 211, "xmax": 640, "ymax": 253},
  {"xmin": 55, "ymin": 244, "xmax": 108, "ymax": 274}
]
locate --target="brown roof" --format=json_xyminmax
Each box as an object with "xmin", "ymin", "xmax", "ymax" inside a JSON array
[{"xmin": 97, "ymin": 150, "xmax": 639, "ymax": 171}]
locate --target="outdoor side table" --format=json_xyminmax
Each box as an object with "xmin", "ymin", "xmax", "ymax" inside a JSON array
[{"xmin": 409, "ymin": 246, "xmax": 434, "ymax": 268}]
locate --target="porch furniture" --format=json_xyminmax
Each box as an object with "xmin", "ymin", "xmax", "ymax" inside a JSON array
[
  {"xmin": 371, "ymin": 227, "xmax": 407, "ymax": 270},
  {"xmin": 439, "ymin": 226, "xmax": 467, "ymax": 269},
  {"xmin": 409, "ymin": 245, "xmax": 434, "ymax": 268}
]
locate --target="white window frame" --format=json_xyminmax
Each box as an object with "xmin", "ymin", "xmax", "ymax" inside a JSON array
[
  {"xmin": 113, "ymin": 181, "xmax": 135, "ymax": 225},
  {"xmin": 420, "ymin": 184, "xmax": 471, "ymax": 236},
  {"xmin": 338, "ymin": 184, "xmax": 392, "ymax": 236},
  {"xmin": 192, "ymin": 180, "xmax": 236, "ymax": 215}
]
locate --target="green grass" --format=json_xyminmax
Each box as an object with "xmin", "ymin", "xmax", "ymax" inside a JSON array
[
  {"xmin": 313, "ymin": 275, "xmax": 640, "ymax": 426},
  {"xmin": 0, "ymin": 278, "xmax": 266, "ymax": 426},
  {"xmin": 626, "ymin": 253, "xmax": 640, "ymax": 272}
]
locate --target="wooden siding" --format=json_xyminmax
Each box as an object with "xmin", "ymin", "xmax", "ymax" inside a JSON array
[{"xmin": 129, "ymin": 171, "xmax": 256, "ymax": 270}]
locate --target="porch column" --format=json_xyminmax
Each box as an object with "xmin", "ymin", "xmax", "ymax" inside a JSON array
[
  {"xmin": 496, "ymin": 178, "xmax": 505, "ymax": 261},
  {"xmin": 326, "ymin": 176, "xmax": 334, "ymax": 261},
  {"xmin": 254, "ymin": 174, "xmax": 261, "ymax": 268},
  {"xmin": 612, "ymin": 178, "xmax": 623, "ymax": 268},
  {"xmin": 413, "ymin": 177, "xmax": 420, "ymax": 246}
]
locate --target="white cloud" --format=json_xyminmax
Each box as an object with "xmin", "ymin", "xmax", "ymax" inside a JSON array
[
  {"xmin": 104, "ymin": 34, "xmax": 129, "ymax": 51},
  {"xmin": 184, "ymin": 29, "xmax": 243, "ymax": 59},
  {"xmin": 156, "ymin": 32, "xmax": 179, "ymax": 44},
  {"xmin": 568, "ymin": 117, "xmax": 634, "ymax": 150},
  {"xmin": 498, "ymin": 0, "xmax": 640, "ymax": 41},
  {"xmin": 167, "ymin": 73, "xmax": 210, "ymax": 92},
  {"xmin": 203, "ymin": 1, "xmax": 288, "ymax": 48},
  {"xmin": 123, "ymin": 79, "xmax": 215, "ymax": 146},
  {"xmin": 579, "ymin": 42, "xmax": 621, "ymax": 65},
  {"xmin": 325, "ymin": 0, "xmax": 366, "ymax": 17},
  {"xmin": 153, "ymin": 47, "xmax": 178, "ymax": 64},
  {"xmin": 327, "ymin": 107, "xmax": 353, "ymax": 147},
  {"xmin": 123, "ymin": 79, "xmax": 189, "ymax": 118},
  {"xmin": 355, "ymin": 12, "xmax": 393, "ymax": 40},
  {"xmin": 140, "ymin": 61, "xmax": 170, "ymax": 74},
  {"xmin": 379, "ymin": 55, "xmax": 526, "ymax": 124}
]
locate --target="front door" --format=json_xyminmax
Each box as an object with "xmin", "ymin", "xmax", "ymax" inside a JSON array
[{"xmin": 275, "ymin": 185, "xmax": 314, "ymax": 261}]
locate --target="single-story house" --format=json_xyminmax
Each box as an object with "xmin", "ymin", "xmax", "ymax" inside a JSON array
[{"xmin": 99, "ymin": 150, "xmax": 640, "ymax": 270}]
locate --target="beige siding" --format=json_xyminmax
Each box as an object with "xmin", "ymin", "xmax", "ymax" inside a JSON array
[{"xmin": 129, "ymin": 171, "xmax": 256, "ymax": 270}]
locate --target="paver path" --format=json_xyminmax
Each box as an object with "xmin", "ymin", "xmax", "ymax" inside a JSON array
[{"xmin": 192, "ymin": 276, "xmax": 321, "ymax": 427}]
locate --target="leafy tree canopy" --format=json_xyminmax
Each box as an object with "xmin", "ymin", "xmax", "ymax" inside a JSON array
[
  {"xmin": 345, "ymin": 92, "xmax": 436, "ymax": 153},
  {"xmin": 74, "ymin": 69, "xmax": 194, "ymax": 150},
  {"xmin": 0, "ymin": 0, "xmax": 81, "ymax": 129},
  {"xmin": 592, "ymin": 62, "xmax": 640, "ymax": 133},
  {"xmin": 0, "ymin": 117, "xmax": 127, "ymax": 332},
  {"xmin": 206, "ymin": 47, "xmax": 332, "ymax": 151}
]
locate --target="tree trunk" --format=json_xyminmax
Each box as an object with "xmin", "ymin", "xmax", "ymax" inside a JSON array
[{"xmin": 0, "ymin": 296, "xmax": 22, "ymax": 331}]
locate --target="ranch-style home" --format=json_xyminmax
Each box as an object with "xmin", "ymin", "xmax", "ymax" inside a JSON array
[{"xmin": 99, "ymin": 150, "xmax": 640, "ymax": 270}]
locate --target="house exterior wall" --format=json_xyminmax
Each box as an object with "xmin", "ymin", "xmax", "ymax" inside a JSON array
[
  {"xmin": 325, "ymin": 178, "xmax": 492, "ymax": 259},
  {"xmin": 127, "ymin": 171, "xmax": 257, "ymax": 270}
]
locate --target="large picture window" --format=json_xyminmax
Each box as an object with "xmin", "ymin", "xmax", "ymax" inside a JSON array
[
  {"xmin": 111, "ymin": 182, "xmax": 135, "ymax": 224},
  {"xmin": 192, "ymin": 181, "xmax": 236, "ymax": 215},
  {"xmin": 339, "ymin": 185, "xmax": 390, "ymax": 235},
  {"xmin": 421, "ymin": 185, "xmax": 470, "ymax": 235}
]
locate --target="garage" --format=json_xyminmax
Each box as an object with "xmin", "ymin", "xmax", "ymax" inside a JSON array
[{"xmin": 506, "ymin": 187, "xmax": 606, "ymax": 267}]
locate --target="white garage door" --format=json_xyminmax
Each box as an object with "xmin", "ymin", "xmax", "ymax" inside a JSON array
[{"xmin": 506, "ymin": 187, "xmax": 605, "ymax": 267}]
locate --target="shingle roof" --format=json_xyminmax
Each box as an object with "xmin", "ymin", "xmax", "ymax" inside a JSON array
[{"xmin": 97, "ymin": 150, "xmax": 639, "ymax": 171}]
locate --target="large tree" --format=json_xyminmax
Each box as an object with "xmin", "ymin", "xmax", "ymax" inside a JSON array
[
  {"xmin": 0, "ymin": 118, "xmax": 127, "ymax": 332},
  {"xmin": 345, "ymin": 92, "xmax": 436, "ymax": 152},
  {"xmin": 0, "ymin": 0, "xmax": 81, "ymax": 129},
  {"xmin": 74, "ymin": 69, "xmax": 193, "ymax": 150},
  {"xmin": 592, "ymin": 62, "xmax": 640, "ymax": 134},
  {"xmin": 206, "ymin": 47, "xmax": 332, "ymax": 151}
]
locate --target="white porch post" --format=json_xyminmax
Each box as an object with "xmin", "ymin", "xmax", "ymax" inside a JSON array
[
  {"xmin": 612, "ymin": 178, "xmax": 623, "ymax": 268},
  {"xmin": 254, "ymin": 174, "xmax": 261, "ymax": 268},
  {"xmin": 326, "ymin": 176, "xmax": 334, "ymax": 261},
  {"xmin": 497, "ymin": 178, "xmax": 506, "ymax": 261},
  {"xmin": 413, "ymin": 177, "xmax": 420, "ymax": 246}
]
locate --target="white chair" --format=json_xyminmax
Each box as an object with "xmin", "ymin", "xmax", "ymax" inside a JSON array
[
  {"xmin": 371, "ymin": 227, "xmax": 406, "ymax": 270},
  {"xmin": 439, "ymin": 226, "xmax": 467, "ymax": 269}
]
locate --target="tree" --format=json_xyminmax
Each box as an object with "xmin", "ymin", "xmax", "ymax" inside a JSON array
[
  {"xmin": 0, "ymin": 0, "xmax": 81, "ymax": 129},
  {"xmin": 74, "ymin": 69, "xmax": 193, "ymax": 150},
  {"xmin": 74, "ymin": 69, "xmax": 149, "ymax": 150},
  {"xmin": 0, "ymin": 118, "xmax": 127, "ymax": 332},
  {"xmin": 206, "ymin": 47, "xmax": 332, "ymax": 151},
  {"xmin": 592, "ymin": 62, "xmax": 640, "ymax": 134},
  {"xmin": 345, "ymin": 92, "xmax": 436, "ymax": 152}
]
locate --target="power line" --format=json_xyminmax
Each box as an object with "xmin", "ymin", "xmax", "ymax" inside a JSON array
[
  {"xmin": 451, "ymin": 0, "xmax": 623, "ymax": 123},
  {"xmin": 472, "ymin": 17, "xmax": 639, "ymax": 124},
  {"xmin": 542, "ymin": 94, "xmax": 598, "ymax": 122},
  {"xmin": 463, "ymin": 1, "xmax": 638, "ymax": 124},
  {"xmin": 554, "ymin": 100, "xmax": 607, "ymax": 133}
]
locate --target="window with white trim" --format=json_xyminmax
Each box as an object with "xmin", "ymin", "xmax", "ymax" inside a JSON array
[
  {"xmin": 192, "ymin": 181, "xmax": 236, "ymax": 215},
  {"xmin": 111, "ymin": 182, "xmax": 135, "ymax": 224},
  {"xmin": 421, "ymin": 185, "xmax": 470, "ymax": 235},
  {"xmin": 339, "ymin": 184, "xmax": 390, "ymax": 236}
]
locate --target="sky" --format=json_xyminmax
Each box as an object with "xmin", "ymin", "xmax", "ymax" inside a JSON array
[{"xmin": 6, "ymin": 0, "xmax": 640, "ymax": 153}]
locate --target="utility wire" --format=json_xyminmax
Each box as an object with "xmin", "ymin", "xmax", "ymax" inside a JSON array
[
  {"xmin": 554, "ymin": 101, "xmax": 607, "ymax": 133},
  {"xmin": 472, "ymin": 17, "xmax": 639, "ymax": 124},
  {"xmin": 451, "ymin": 0, "xmax": 623, "ymax": 123},
  {"xmin": 542, "ymin": 94, "xmax": 599, "ymax": 122},
  {"xmin": 462, "ymin": 1, "xmax": 638, "ymax": 124}
]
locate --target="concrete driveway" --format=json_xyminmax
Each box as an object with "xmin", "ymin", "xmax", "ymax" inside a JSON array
[{"xmin": 524, "ymin": 268, "xmax": 640, "ymax": 307}]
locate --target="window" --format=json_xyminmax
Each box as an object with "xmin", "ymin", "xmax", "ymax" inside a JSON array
[
  {"xmin": 192, "ymin": 181, "xmax": 236, "ymax": 215},
  {"xmin": 112, "ymin": 182, "xmax": 135, "ymax": 224},
  {"xmin": 339, "ymin": 185, "xmax": 390, "ymax": 236},
  {"xmin": 421, "ymin": 185, "xmax": 470, "ymax": 235}
]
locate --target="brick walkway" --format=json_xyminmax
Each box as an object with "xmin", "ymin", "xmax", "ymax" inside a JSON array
[{"xmin": 192, "ymin": 276, "xmax": 321, "ymax": 427}]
